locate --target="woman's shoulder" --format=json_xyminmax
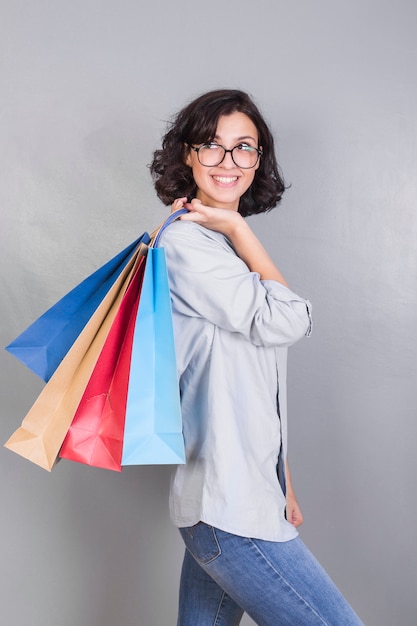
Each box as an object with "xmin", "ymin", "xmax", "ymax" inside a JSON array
[{"xmin": 159, "ymin": 219, "xmax": 232, "ymax": 251}]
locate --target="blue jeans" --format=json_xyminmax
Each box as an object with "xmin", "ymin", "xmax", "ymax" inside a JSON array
[{"xmin": 177, "ymin": 522, "xmax": 363, "ymax": 626}]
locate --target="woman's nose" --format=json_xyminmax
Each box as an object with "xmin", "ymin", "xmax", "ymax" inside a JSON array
[{"xmin": 220, "ymin": 150, "xmax": 235, "ymax": 168}]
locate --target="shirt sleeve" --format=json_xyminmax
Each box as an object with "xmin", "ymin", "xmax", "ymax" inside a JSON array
[{"xmin": 159, "ymin": 221, "xmax": 312, "ymax": 348}]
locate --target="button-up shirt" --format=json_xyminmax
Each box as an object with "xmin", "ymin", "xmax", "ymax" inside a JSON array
[{"xmin": 159, "ymin": 220, "xmax": 312, "ymax": 541}]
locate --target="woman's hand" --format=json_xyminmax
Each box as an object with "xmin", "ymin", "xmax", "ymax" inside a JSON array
[
  {"xmin": 172, "ymin": 197, "xmax": 244, "ymax": 239},
  {"xmin": 285, "ymin": 490, "xmax": 304, "ymax": 528},
  {"xmin": 285, "ymin": 459, "xmax": 304, "ymax": 528}
]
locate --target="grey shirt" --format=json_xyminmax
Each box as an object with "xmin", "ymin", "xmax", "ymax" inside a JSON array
[{"xmin": 159, "ymin": 220, "xmax": 312, "ymax": 541}]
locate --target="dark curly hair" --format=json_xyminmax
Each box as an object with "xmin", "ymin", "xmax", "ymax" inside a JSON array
[{"xmin": 149, "ymin": 89, "xmax": 286, "ymax": 217}]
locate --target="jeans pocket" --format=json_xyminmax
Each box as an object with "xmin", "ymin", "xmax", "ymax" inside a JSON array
[{"xmin": 179, "ymin": 522, "xmax": 221, "ymax": 565}]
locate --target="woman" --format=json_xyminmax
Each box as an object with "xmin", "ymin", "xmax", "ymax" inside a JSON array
[{"xmin": 150, "ymin": 89, "xmax": 363, "ymax": 626}]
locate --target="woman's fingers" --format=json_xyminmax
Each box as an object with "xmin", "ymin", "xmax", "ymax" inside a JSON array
[{"xmin": 171, "ymin": 197, "xmax": 188, "ymax": 213}]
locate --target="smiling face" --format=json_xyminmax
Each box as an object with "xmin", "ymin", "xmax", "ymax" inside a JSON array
[{"xmin": 185, "ymin": 111, "xmax": 260, "ymax": 211}]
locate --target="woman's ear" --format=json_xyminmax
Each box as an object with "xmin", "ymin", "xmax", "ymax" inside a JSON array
[
  {"xmin": 254, "ymin": 146, "xmax": 263, "ymax": 171},
  {"xmin": 184, "ymin": 143, "xmax": 192, "ymax": 167}
]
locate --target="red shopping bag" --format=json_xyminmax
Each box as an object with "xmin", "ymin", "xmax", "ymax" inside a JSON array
[{"xmin": 59, "ymin": 255, "xmax": 146, "ymax": 470}]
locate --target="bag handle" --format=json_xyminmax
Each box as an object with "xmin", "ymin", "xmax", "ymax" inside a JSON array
[{"xmin": 151, "ymin": 208, "xmax": 188, "ymax": 248}]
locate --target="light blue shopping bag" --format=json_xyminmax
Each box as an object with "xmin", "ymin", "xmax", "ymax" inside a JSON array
[{"xmin": 122, "ymin": 244, "xmax": 185, "ymax": 465}]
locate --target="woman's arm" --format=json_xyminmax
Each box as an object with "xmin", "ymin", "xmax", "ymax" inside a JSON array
[
  {"xmin": 166, "ymin": 197, "xmax": 311, "ymax": 346},
  {"xmin": 224, "ymin": 216, "xmax": 289, "ymax": 286},
  {"xmin": 175, "ymin": 198, "xmax": 289, "ymax": 286}
]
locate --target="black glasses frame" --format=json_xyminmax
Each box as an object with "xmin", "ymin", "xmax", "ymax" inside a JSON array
[{"xmin": 188, "ymin": 143, "xmax": 263, "ymax": 169}]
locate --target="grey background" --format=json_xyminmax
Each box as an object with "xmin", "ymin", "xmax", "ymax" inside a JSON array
[{"xmin": 1, "ymin": 1, "xmax": 416, "ymax": 625}]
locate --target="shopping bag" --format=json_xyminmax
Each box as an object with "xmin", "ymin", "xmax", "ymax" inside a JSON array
[
  {"xmin": 4, "ymin": 246, "xmax": 145, "ymax": 471},
  {"xmin": 122, "ymin": 245, "xmax": 185, "ymax": 465},
  {"xmin": 5, "ymin": 208, "xmax": 187, "ymax": 471},
  {"xmin": 59, "ymin": 255, "xmax": 146, "ymax": 471},
  {"xmin": 5, "ymin": 233, "xmax": 150, "ymax": 382}
]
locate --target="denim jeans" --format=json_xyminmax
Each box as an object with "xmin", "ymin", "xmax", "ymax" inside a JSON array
[{"xmin": 177, "ymin": 522, "xmax": 364, "ymax": 626}]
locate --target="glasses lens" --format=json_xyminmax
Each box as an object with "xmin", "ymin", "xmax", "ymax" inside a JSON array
[
  {"xmin": 231, "ymin": 145, "xmax": 260, "ymax": 168},
  {"xmin": 197, "ymin": 144, "xmax": 225, "ymax": 166}
]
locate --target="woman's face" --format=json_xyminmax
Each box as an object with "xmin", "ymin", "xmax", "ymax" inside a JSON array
[{"xmin": 185, "ymin": 111, "xmax": 260, "ymax": 211}]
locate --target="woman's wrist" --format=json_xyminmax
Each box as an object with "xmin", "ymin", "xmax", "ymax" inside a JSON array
[{"xmin": 223, "ymin": 212, "xmax": 249, "ymax": 241}]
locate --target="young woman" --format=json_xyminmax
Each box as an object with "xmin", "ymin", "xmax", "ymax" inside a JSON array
[{"xmin": 150, "ymin": 89, "xmax": 363, "ymax": 626}]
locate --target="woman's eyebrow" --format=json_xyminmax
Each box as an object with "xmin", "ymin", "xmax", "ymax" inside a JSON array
[{"xmin": 214, "ymin": 134, "xmax": 257, "ymax": 143}]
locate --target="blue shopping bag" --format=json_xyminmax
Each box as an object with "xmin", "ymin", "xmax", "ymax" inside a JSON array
[
  {"xmin": 6, "ymin": 233, "xmax": 150, "ymax": 382},
  {"xmin": 122, "ymin": 245, "xmax": 185, "ymax": 465}
]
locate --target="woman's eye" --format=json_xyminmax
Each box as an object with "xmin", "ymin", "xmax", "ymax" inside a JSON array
[
  {"xmin": 205, "ymin": 143, "xmax": 221, "ymax": 150},
  {"xmin": 236, "ymin": 143, "xmax": 255, "ymax": 152}
]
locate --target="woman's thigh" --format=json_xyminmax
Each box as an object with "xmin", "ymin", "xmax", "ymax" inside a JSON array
[
  {"xmin": 179, "ymin": 522, "xmax": 364, "ymax": 626},
  {"xmin": 177, "ymin": 547, "xmax": 244, "ymax": 626}
]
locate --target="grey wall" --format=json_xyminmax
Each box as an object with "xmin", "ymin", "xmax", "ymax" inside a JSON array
[{"xmin": 1, "ymin": 1, "xmax": 416, "ymax": 625}]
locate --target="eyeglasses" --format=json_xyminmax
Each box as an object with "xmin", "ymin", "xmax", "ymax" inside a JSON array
[{"xmin": 188, "ymin": 142, "xmax": 263, "ymax": 169}]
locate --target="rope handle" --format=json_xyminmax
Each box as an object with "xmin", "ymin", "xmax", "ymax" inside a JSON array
[{"xmin": 151, "ymin": 208, "xmax": 189, "ymax": 248}]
